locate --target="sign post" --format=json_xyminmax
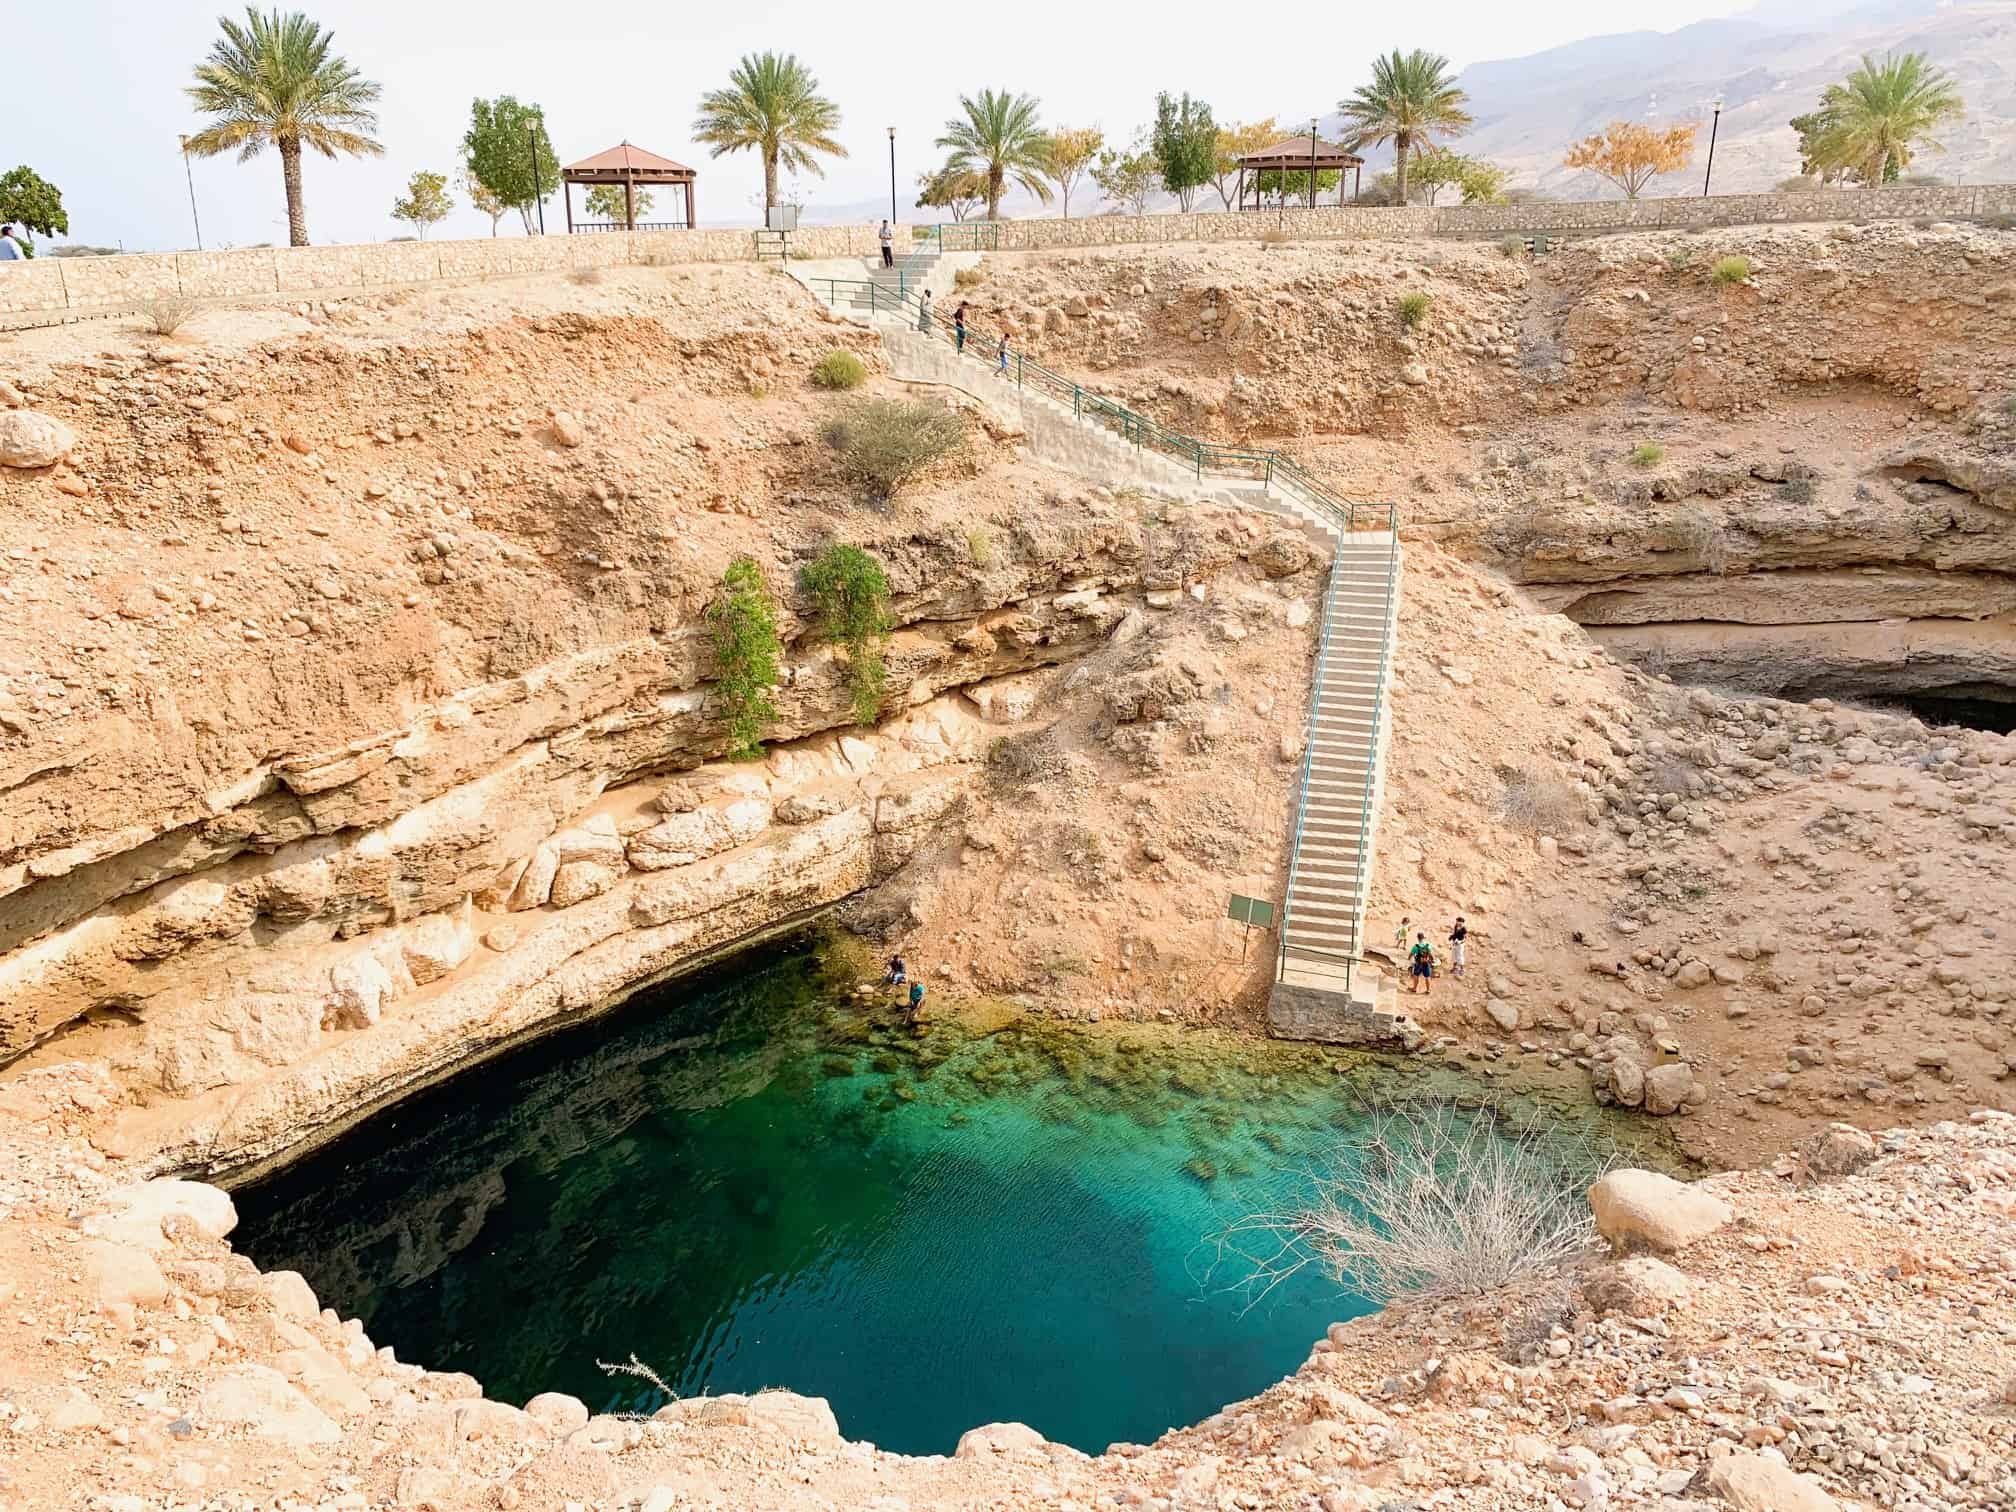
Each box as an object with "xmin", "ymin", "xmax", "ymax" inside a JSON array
[{"xmin": 1226, "ymin": 893, "xmax": 1276, "ymax": 960}]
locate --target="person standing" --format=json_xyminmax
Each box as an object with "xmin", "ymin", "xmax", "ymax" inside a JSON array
[
  {"xmin": 1393, "ymin": 916, "xmax": 1410, "ymax": 952},
  {"xmin": 1407, "ymin": 932, "xmax": 1435, "ymax": 995},
  {"xmin": 996, "ymin": 332, "xmax": 1011, "ymax": 376},
  {"xmin": 916, "ymin": 288, "xmax": 934, "ymax": 334},
  {"xmin": 953, "ymin": 303, "xmax": 968, "ymax": 354},
  {"xmin": 878, "ymin": 219, "xmax": 895, "ymax": 268},
  {"xmin": 1447, "ymin": 917, "xmax": 1469, "ymax": 979},
  {"xmin": 0, "ymin": 225, "xmax": 24, "ymax": 262}
]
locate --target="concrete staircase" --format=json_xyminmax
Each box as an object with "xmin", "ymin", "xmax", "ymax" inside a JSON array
[
  {"xmin": 826, "ymin": 252, "xmax": 944, "ymax": 313},
  {"xmin": 808, "ymin": 276, "xmax": 1414, "ymax": 1045}
]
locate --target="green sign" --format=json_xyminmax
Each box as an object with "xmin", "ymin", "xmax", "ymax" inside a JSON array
[{"xmin": 1227, "ymin": 893, "xmax": 1275, "ymax": 929}]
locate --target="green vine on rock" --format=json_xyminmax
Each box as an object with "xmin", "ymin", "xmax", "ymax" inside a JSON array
[
  {"xmin": 706, "ymin": 556, "xmax": 783, "ymax": 760},
  {"xmin": 799, "ymin": 543, "xmax": 893, "ymax": 726}
]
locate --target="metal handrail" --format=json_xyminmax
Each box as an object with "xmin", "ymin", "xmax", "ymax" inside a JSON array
[{"xmin": 810, "ymin": 273, "xmax": 1401, "ymax": 989}]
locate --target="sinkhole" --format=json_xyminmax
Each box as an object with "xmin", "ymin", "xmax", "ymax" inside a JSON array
[{"xmin": 230, "ymin": 935, "xmax": 1641, "ymax": 1455}]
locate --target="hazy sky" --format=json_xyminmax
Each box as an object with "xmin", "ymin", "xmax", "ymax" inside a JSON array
[{"xmin": 15, "ymin": 0, "xmax": 1758, "ymax": 251}]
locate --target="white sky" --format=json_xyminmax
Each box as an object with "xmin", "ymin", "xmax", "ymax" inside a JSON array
[{"xmin": 13, "ymin": 0, "xmax": 1757, "ymax": 250}]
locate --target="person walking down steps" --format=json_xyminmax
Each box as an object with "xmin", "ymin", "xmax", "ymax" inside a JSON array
[
  {"xmin": 996, "ymin": 332, "xmax": 1011, "ymax": 376},
  {"xmin": 916, "ymin": 288, "xmax": 934, "ymax": 334},
  {"xmin": 954, "ymin": 304, "xmax": 968, "ymax": 354}
]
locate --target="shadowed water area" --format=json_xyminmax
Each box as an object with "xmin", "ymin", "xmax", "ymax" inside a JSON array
[{"xmin": 233, "ymin": 936, "xmax": 1661, "ymax": 1455}]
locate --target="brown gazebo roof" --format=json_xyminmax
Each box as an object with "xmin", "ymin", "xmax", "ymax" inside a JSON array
[
  {"xmin": 563, "ymin": 142, "xmax": 697, "ymax": 180},
  {"xmin": 1235, "ymin": 134, "xmax": 1364, "ymax": 170}
]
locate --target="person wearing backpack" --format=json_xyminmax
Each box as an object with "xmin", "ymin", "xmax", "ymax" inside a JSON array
[{"xmin": 1407, "ymin": 932, "xmax": 1436, "ymax": 995}]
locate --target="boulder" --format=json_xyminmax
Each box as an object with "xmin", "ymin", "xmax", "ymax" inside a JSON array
[
  {"xmin": 1675, "ymin": 960, "xmax": 1712, "ymax": 989},
  {"xmin": 1582, "ymin": 1255, "xmax": 1691, "ymax": 1316},
  {"xmin": 776, "ymin": 792, "xmax": 845, "ymax": 825},
  {"xmin": 549, "ymin": 412, "xmax": 585, "ymax": 447},
  {"xmin": 275, "ymin": 1343, "xmax": 372, "ymax": 1418},
  {"xmin": 1250, "ymin": 532, "xmax": 1312, "ymax": 578},
  {"xmin": 1608, "ymin": 1055, "xmax": 1646, "ymax": 1108},
  {"xmin": 1702, "ymin": 1453, "xmax": 1841, "ymax": 1511},
  {"xmin": 1483, "ymin": 998, "xmax": 1519, "ymax": 1033},
  {"xmin": 199, "ymin": 1365, "xmax": 340, "ymax": 1445},
  {"xmin": 1803, "ymin": 1123, "xmax": 1878, "ymax": 1179},
  {"xmin": 956, "ymin": 1421, "xmax": 1047, "ymax": 1458},
  {"xmin": 548, "ymin": 860, "xmax": 617, "ymax": 908},
  {"xmin": 400, "ymin": 902, "xmax": 476, "ymax": 984},
  {"xmin": 525, "ymin": 1392, "xmax": 591, "ymax": 1434},
  {"xmin": 1589, "ymin": 1169, "xmax": 1733, "ymax": 1253},
  {"xmin": 0, "ymin": 410, "xmax": 77, "ymax": 468},
  {"xmin": 260, "ymin": 1270, "xmax": 321, "ymax": 1322},
  {"xmin": 395, "ymin": 1467, "xmax": 458, "ymax": 1511},
  {"xmin": 83, "ymin": 1179, "xmax": 238, "ymax": 1251},
  {"xmin": 326, "ymin": 953, "xmax": 397, "ymax": 1029},
  {"xmin": 1643, "ymin": 1062, "xmax": 1696, "ymax": 1116}
]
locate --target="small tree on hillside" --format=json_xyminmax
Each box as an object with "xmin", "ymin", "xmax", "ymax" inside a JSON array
[
  {"xmin": 799, "ymin": 544, "xmax": 894, "ymax": 726},
  {"xmin": 1209, "ymin": 119, "xmax": 1279, "ymax": 210},
  {"xmin": 460, "ymin": 170, "xmax": 508, "ymax": 236},
  {"xmin": 1092, "ymin": 138, "xmax": 1159, "ymax": 215},
  {"xmin": 0, "ymin": 166, "xmax": 69, "ymax": 253},
  {"xmin": 390, "ymin": 170, "xmax": 453, "ymax": 237},
  {"xmin": 464, "ymin": 96, "xmax": 559, "ymax": 233},
  {"xmin": 706, "ymin": 557, "xmax": 783, "ymax": 760},
  {"xmin": 916, "ymin": 163, "xmax": 986, "ymax": 222},
  {"xmin": 1042, "ymin": 126, "xmax": 1104, "ymax": 218},
  {"xmin": 1411, "ymin": 149, "xmax": 1507, "ymax": 205},
  {"xmin": 584, "ymin": 184, "xmax": 656, "ymax": 224},
  {"xmin": 1563, "ymin": 121, "xmax": 1700, "ymax": 200},
  {"xmin": 1255, "ymin": 167, "xmax": 1341, "ymax": 206},
  {"xmin": 1150, "ymin": 92, "xmax": 1217, "ymax": 212}
]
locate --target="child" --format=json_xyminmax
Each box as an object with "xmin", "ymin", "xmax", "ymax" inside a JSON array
[
  {"xmin": 1447, "ymin": 917, "xmax": 1468, "ymax": 979},
  {"xmin": 1393, "ymin": 916, "xmax": 1410, "ymax": 952},
  {"xmin": 1407, "ymin": 932, "xmax": 1436, "ymax": 995}
]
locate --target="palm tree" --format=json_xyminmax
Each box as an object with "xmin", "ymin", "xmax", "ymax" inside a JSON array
[
  {"xmin": 693, "ymin": 52, "xmax": 846, "ymax": 218},
  {"xmin": 185, "ymin": 8, "xmax": 382, "ymax": 247},
  {"xmin": 1337, "ymin": 50, "xmax": 1473, "ymax": 207},
  {"xmin": 937, "ymin": 90, "xmax": 1054, "ymax": 221},
  {"xmin": 1812, "ymin": 51, "xmax": 1964, "ymax": 188}
]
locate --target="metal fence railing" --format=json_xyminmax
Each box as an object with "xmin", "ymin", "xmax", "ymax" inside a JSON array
[{"xmin": 808, "ymin": 275, "xmax": 1401, "ymax": 996}]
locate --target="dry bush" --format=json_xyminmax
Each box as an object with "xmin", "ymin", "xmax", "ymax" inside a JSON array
[
  {"xmin": 1396, "ymin": 291, "xmax": 1433, "ymax": 329},
  {"xmin": 1496, "ymin": 235, "xmax": 1527, "ymax": 259},
  {"xmin": 952, "ymin": 265, "xmax": 985, "ymax": 290},
  {"xmin": 811, "ymin": 349, "xmax": 867, "ymax": 390},
  {"xmin": 1500, "ymin": 768, "xmax": 1583, "ymax": 833},
  {"xmin": 821, "ymin": 398, "xmax": 966, "ymax": 499},
  {"xmin": 144, "ymin": 297, "xmax": 198, "ymax": 336},
  {"xmin": 1258, "ymin": 227, "xmax": 1291, "ymax": 247},
  {"xmin": 1673, "ymin": 507, "xmax": 1730, "ymax": 575},
  {"xmin": 1711, "ymin": 254, "xmax": 1751, "ymax": 285},
  {"xmin": 570, "ymin": 266, "xmax": 605, "ymax": 286},
  {"xmin": 985, "ymin": 727, "xmax": 1062, "ymax": 790},
  {"xmin": 1207, "ymin": 1101, "xmax": 1611, "ymax": 1305},
  {"xmin": 1629, "ymin": 441, "xmax": 1665, "ymax": 468}
]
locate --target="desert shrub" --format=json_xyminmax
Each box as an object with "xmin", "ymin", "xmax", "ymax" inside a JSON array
[
  {"xmin": 1781, "ymin": 475, "xmax": 1815, "ymax": 506},
  {"xmin": 705, "ymin": 556, "xmax": 782, "ymax": 760},
  {"xmin": 1500, "ymin": 768, "xmax": 1583, "ymax": 833},
  {"xmin": 799, "ymin": 543, "xmax": 892, "ymax": 725},
  {"xmin": 1496, "ymin": 235, "xmax": 1526, "ymax": 259},
  {"xmin": 1711, "ymin": 254, "xmax": 1751, "ymax": 285},
  {"xmin": 1986, "ymin": 212, "xmax": 2015, "ymax": 232},
  {"xmin": 821, "ymin": 398, "xmax": 966, "ymax": 500},
  {"xmin": 747, "ymin": 380, "xmax": 769, "ymax": 400},
  {"xmin": 1673, "ymin": 507, "xmax": 1730, "ymax": 575},
  {"xmin": 1665, "ymin": 247, "xmax": 1693, "ymax": 272},
  {"xmin": 986, "ymin": 728, "xmax": 1062, "ymax": 789},
  {"xmin": 1901, "ymin": 174, "xmax": 1945, "ymax": 188},
  {"xmin": 569, "ymin": 266, "xmax": 605, "ymax": 286},
  {"xmin": 966, "ymin": 526, "xmax": 993, "ymax": 567},
  {"xmin": 144, "ymin": 297, "xmax": 197, "ymax": 336},
  {"xmin": 1396, "ymin": 291, "xmax": 1433, "ymax": 329},
  {"xmin": 1210, "ymin": 1100, "xmax": 1611, "ymax": 1304},
  {"xmin": 812, "ymin": 349, "xmax": 867, "ymax": 390},
  {"xmin": 1775, "ymin": 175, "xmax": 1821, "ymax": 193},
  {"xmin": 1629, "ymin": 441, "xmax": 1665, "ymax": 468},
  {"xmin": 952, "ymin": 265, "xmax": 985, "ymax": 290},
  {"xmin": 2003, "ymin": 394, "xmax": 2016, "ymax": 417},
  {"xmin": 1258, "ymin": 227, "xmax": 1290, "ymax": 247}
]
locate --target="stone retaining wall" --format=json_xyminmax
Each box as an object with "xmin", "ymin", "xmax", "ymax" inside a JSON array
[
  {"xmin": 8, "ymin": 183, "xmax": 2012, "ymax": 322},
  {"xmin": 0, "ymin": 223, "xmax": 887, "ymax": 319}
]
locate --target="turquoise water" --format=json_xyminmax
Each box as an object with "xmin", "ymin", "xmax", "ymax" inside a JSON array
[{"xmin": 230, "ymin": 936, "xmax": 1635, "ymax": 1455}]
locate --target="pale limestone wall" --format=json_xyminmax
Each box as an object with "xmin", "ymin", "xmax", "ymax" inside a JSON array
[
  {"xmin": 1, "ymin": 222, "xmax": 892, "ymax": 319},
  {"xmin": 994, "ymin": 206, "xmax": 1436, "ymax": 249},
  {"xmin": 1439, "ymin": 183, "xmax": 2016, "ymax": 235}
]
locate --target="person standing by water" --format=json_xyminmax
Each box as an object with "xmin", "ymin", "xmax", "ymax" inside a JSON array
[
  {"xmin": 885, "ymin": 954, "xmax": 907, "ymax": 986},
  {"xmin": 907, "ymin": 980, "xmax": 927, "ymax": 1024},
  {"xmin": 1447, "ymin": 916, "xmax": 1469, "ymax": 979},
  {"xmin": 953, "ymin": 304, "xmax": 968, "ymax": 354},
  {"xmin": 1407, "ymin": 932, "xmax": 1435, "ymax": 995},
  {"xmin": 916, "ymin": 288, "xmax": 934, "ymax": 335}
]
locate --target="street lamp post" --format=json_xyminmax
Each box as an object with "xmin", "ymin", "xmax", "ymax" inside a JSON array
[
  {"xmin": 178, "ymin": 135, "xmax": 203, "ymax": 251},
  {"xmin": 1702, "ymin": 96, "xmax": 1724, "ymax": 198},
  {"xmin": 887, "ymin": 127, "xmax": 898, "ymax": 229},
  {"xmin": 529, "ymin": 119, "xmax": 546, "ymax": 234},
  {"xmin": 1308, "ymin": 117, "xmax": 1318, "ymax": 210}
]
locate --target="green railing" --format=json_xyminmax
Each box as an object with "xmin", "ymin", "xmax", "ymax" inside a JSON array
[
  {"xmin": 921, "ymin": 220, "xmax": 1001, "ymax": 253},
  {"xmin": 808, "ymin": 274, "xmax": 1401, "ymax": 999}
]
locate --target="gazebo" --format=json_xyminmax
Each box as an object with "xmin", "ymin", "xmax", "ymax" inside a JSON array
[
  {"xmin": 1233, "ymin": 134, "xmax": 1365, "ymax": 210},
  {"xmin": 561, "ymin": 142, "xmax": 698, "ymax": 232}
]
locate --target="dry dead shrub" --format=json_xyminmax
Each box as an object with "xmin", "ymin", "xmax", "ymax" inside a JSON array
[
  {"xmin": 1258, "ymin": 227, "xmax": 1291, "ymax": 247},
  {"xmin": 1208, "ymin": 1101, "xmax": 1611, "ymax": 1305},
  {"xmin": 570, "ymin": 266, "xmax": 606, "ymax": 286},
  {"xmin": 145, "ymin": 297, "xmax": 198, "ymax": 336},
  {"xmin": 821, "ymin": 398, "xmax": 966, "ymax": 500},
  {"xmin": 985, "ymin": 727, "xmax": 1062, "ymax": 790},
  {"xmin": 1500, "ymin": 768, "xmax": 1583, "ymax": 833}
]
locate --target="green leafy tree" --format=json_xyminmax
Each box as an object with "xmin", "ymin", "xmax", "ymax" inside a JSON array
[
  {"xmin": 799, "ymin": 544, "xmax": 893, "ymax": 726},
  {"xmin": 184, "ymin": 7, "xmax": 383, "ymax": 247},
  {"xmin": 1150, "ymin": 93, "xmax": 1217, "ymax": 211},
  {"xmin": 693, "ymin": 52, "xmax": 846, "ymax": 217},
  {"xmin": 1210, "ymin": 118, "xmax": 1278, "ymax": 209},
  {"xmin": 937, "ymin": 90, "xmax": 1054, "ymax": 221},
  {"xmin": 1338, "ymin": 48, "xmax": 1473, "ymax": 207},
  {"xmin": 916, "ymin": 164, "xmax": 987, "ymax": 222},
  {"xmin": 1042, "ymin": 126, "xmax": 1104, "ymax": 218},
  {"xmin": 0, "ymin": 166, "xmax": 68, "ymax": 254},
  {"xmin": 1802, "ymin": 52, "xmax": 1964, "ymax": 188},
  {"xmin": 1410, "ymin": 148, "xmax": 1508, "ymax": 205},
  {"xmin": 460, "ymin": 169, "xmax": 508, "ymax": 236},
  {"xmin": 463, "ymin": 97, "xmax": 559, "ymax": 235},
  {"xmin": 1092, "ymin": 138, "xmax": 1159, "ymax": 215},
  {"xmin": 1255, "ymin": 168, "xmax": 1342, "ymax": 206},
  {"xmin": 584, "ymin": 184, "xmax": 655, "ymax": 224},
  {"xmin": 706, "ymin": 557, "xmax": 783, "ymax": 760},
  {"xmin": 390, "ymin": 169, "xmax": 452, "ymax": 238}
]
